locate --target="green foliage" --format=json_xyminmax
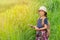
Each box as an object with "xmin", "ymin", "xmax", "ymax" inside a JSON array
[{"xmin": 0, "ymin": 0, "xmax": 60, "ymax": 40}]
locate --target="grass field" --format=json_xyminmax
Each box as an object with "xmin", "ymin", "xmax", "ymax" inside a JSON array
[{"xmin": 0, "ymin": 0, "xmax": 60, "ymax": 40}]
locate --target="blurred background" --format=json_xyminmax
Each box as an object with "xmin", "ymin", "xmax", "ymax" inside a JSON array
[{"xmin": 0, "ymin": 0, "xmax": 60, "ymax": 40}]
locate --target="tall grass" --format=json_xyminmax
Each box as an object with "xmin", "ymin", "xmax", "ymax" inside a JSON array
[{"xmin": 0, "ymin": 0, "xmax": 60, "ymax": 40}]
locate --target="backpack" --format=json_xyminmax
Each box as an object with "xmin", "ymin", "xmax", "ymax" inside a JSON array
[{"xmin": 42, "ymin": 18, "xmax": 50, "ymax": 37}]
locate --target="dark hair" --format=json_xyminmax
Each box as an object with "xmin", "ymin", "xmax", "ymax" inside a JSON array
[{"xmin": 44, "ymin": 12, "xmax": 47, "ymax": 17}]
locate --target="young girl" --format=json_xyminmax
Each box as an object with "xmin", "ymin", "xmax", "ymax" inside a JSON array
[{"xmin": 32, "ymin": 6, "xmax": 50, "ymax": 40}]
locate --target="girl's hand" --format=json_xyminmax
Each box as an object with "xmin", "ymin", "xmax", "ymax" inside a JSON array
[
  {"xmin": 33, "ymin": 26, "xmax": 40, "ymax": 30},
  {"xmin": 35, "ymin": 27, "xmax": 39, "ymax": 30}
]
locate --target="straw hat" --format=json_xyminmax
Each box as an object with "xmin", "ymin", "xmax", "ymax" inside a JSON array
[{"xmin": 39, "ymin": 6, "xmax": 47, "ymax": 12}]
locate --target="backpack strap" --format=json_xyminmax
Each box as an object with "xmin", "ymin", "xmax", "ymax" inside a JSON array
[{"xmin": 41, "ymin": 18, "xmax": 45, "ymax": 26}]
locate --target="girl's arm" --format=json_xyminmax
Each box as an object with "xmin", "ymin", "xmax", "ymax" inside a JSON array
[
  {"xmin": 39, "ymin": 24, "xmax": 48, "ymax": 30},
  {"xmin": 34, "ymin": 24, "xmax": 48, "ymax": 30}
]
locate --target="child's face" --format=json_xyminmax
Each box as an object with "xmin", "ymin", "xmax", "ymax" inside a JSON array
[{"xmin": 38, "ymin": 10, "xmax": 45, "ymax": 16}]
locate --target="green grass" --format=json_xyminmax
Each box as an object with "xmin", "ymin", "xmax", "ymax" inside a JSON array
[{"xmin": 0, "ymin": 0, "xmax": 60, "ymax": 40}]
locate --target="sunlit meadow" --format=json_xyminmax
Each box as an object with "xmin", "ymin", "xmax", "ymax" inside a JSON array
[{"xmin": 0, "ymin": 0, "xmax": 60, "ymax": 40}]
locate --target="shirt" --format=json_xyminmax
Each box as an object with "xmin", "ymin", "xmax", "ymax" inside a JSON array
[{"xmin": 37, "ymin": 18, "xmax": 48, "ymax": 28}]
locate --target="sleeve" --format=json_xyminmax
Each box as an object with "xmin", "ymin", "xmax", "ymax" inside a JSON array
[{"xmin": 44, "ymin": 18, "xmax": 48, "ymax": 25}]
